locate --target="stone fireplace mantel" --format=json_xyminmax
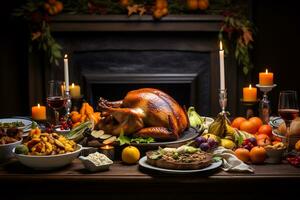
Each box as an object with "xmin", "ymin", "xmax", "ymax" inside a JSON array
[
  {"xmin": 50, "ymin": 14, "xmax": 224, "ymax": 32},
  {"xmin": 29, "ymin": 14, "xmax": 239, "ymax": 117}
]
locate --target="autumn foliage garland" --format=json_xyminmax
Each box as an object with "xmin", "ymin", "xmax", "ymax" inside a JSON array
[{"xmin": 14, "ymin": 0, "xmax": 254, "ymax": 75}]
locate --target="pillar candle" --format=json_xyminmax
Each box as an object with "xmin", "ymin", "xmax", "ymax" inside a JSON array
[
  {"xmin": 243, "ymin": 84, "xmax": 257, "ymax": 102},
  {"xmin": 219, "ymin": 41, "xmax": 225, "ymax": 90},
  {"xmin": 70, "ymin": 83, "xmax": 81, "ymax": 98},
  {"xmin": 64, "ymin": 54, "xmax": 69, "ymax": 92},
  {"xmin": 31, "ymin": 104, "xmax": 46, "ymax": 121},
  {"xmin": 259, "ymin": 69, "xmax": 274, "ymax": 86},
  {"xmin": 100, "ymin": 145, "xmax": 115, "ymax": 160}
]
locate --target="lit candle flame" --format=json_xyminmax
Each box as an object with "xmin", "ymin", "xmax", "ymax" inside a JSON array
[
  {"xmin": 266, "ymin": 69, "xmax": 268, "ymax": 74},
  {"xmin": 37, "ymin": 103, "xmax": 40, "ymax": 108},
  {"xmin": 219, "ymin": 41, "xmax": 223, "ymax": 51},
  {"xmin": 249, "ymin": 84, "xmax": 252, "ymax": 89},
  {"xmin": 64, "ymin": 54, "xmax": 68, "ymax": 59},
  {"xmin": 71, "ymin": 83, "xmax": 75, "ymax": 88}
]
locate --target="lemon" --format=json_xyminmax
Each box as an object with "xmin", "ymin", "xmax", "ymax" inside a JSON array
[{"xmin": 121, "ymin": 146, "xmax": 140, "ymax": 164}]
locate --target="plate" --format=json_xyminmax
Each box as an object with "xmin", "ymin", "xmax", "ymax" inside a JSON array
[
  {"xmin": 269, "ymin": 116, "xmax": 284, "ymax": 129},
  {"xmin": 139, "ymin": 156, "xmax": 222, "ymax": 174},
  {"xmin": 129, "ymin": 128, "xmax": 199, "ymax": 148},
  {"xmin": 0, "ymin": 118, "xmax": 32, "ymax": 136}
]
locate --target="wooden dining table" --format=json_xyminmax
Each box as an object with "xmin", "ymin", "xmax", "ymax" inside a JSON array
[{"xmin": 0, "ymin": 158, "xmax": 299, "ymax": 200}]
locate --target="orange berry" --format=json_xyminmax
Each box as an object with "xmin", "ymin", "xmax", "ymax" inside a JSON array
[
  {"xmin": 249, "ymin": 117, "xmax": 263, "ymax": 132},
  {"xmin": 258, "ymin": 125, "xmax": 272, "ymax": 137},
  {"xmin": 249, "ymin": 146, "xmax": 266, "ymax": 164},
  {"xmin": 240, "ymin": 120, "xmax": 257, "ymax": 134},
  {"xmin": 235, "ymin": 148, "xmax": 250, "ymax": 162},
  {"xmin": 231, "ymin": 117, "xmax": 246, "ymax": 129}
]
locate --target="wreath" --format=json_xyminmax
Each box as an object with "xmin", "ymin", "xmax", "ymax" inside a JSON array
[{"xmin": 14, "ymin": 0, "xmax": 254, "ymax": 75}]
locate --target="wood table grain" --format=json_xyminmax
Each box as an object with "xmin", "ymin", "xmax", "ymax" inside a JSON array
[{"xmin": 1, "ymin": 159, "xmax": 299, "ymax": 199}]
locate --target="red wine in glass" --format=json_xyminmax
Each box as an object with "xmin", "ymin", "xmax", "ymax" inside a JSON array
[
  {"xmin": 47, "ymin": 80, "xmax": 66, "ymax": 125},
  {"xmin": 278, "ymin": 90, "xmax": 299, "ymax": 152},
  {"xmin": 278, "ymin": 109, "xmax": 299, "ymax": 122},
  {"xmin": 47, "ymin": 96, "xmax": 66, "ymax": 110}
]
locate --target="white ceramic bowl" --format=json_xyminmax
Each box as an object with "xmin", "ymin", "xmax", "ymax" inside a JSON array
[
  {"xmin": 265, "ymin": 148, "xmax": 285, "ymax": 164},
  {"xmin": 13, "ymin": 144, "xmax": 82, "ymax": 170},
  {"xmin": 79, "ymin": 155, "xmax": 113, "ymax": 172},
  {"xmin": 203, "ymin": 117, "xmax": 214, "ymax": 126},
  {"xmin": 0, "ymin": 139, "xmax": 23, "ymax": 162}
]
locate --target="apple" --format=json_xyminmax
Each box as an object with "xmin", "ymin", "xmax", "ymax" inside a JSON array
[{"xmin": 256, "ymin": 134, "xmax": 271, "ymax": 146}]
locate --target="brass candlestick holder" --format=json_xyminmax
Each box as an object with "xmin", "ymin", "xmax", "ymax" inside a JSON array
[
  {"xmin": 219, "ymin": 89, "xmax": 228, "ymax": 116},
  {"xmin": 256, "ymin": 84, "xmax": 277, "ymax": 124},
  {"xmin": 65, "ymin": 90, "xmax": 72, "ymax": 115}
]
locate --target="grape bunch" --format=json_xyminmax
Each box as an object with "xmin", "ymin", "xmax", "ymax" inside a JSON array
[
  {"xmin": 60, "ymin": 117, "xmax": 73, "ymax": 130},
  {"xmin": 195, "ymin": 136, "xmax": 218, "ymax": 151},
  {"xmin": 287, "ymin": 156, "xmax": 300, "ymax": 167},
  {"xmin": 45, "ymin": 123, "xmax": 55, "ymax": 133},
  {"xmin": 241, "ymin": 138, "xmax": 257, "ymax": 151}
]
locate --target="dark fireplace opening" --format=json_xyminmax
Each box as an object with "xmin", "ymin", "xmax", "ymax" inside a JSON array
[
  {"xmin": 74, "ymin": 50, "xmax": 211, "ymax": 115},
  {"xmin": 90, "ymin": 83, "xmax": 191, "ymax": 109}
]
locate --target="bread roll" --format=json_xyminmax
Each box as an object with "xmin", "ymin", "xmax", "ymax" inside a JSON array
[{"xmin": 278, "ymin": 117, "xmax": 300, "ymax": 136}]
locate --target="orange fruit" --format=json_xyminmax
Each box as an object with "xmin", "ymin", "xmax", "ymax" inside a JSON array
[
  {"xmin": 249, "ymin": 117, "xmax": 263, "ymax": 132},
  {"xmin": 55, "ymin": 1, "xmax": 63, "ymax": 13},
  {"xmin": 187, "ymin": 0, "xmax": 198, "ymax": 10},
  {"xmin": 258, "ymin": 124, "xmax": 272, "ymax": 137},
  {"xmin": 249, "ymin": 146, "xmax": 266, "ymax": 164},
  {"xmin": 234, "ymin": 148, "xmax": 250, "ymax": 162},
  {"xmin": 240, "ymin": 120, "xmax": 257, "ymax": 134},
  {"xmin": 121, "ymin": 146, "xmax": 140, "ymax": 164},
  {"xmin": 155, "ymin": 0, "xmax": 168, "ymax": 9},
  {"xmin": 161, "ymin": 8, "xmax": 168, "ymax": 16},
  {"xmin": 119, "ymin": 0, "xmax": 129, "ymax": 7},
  {"xmin": 153, "ymin": 9, "xmax": 164, "ymax": 20},
  {"xmin": 198, "ymin": 0, "xmax": 209, "ymax": 10},
  {"xmin": 231, "ymin": 117, "xmax": 246, "ymax": 129},
  {"xmin": 48, "ymin": 0, "xmax": 56, "ymax": 5},
  {"xmin": 71, "ymin": 113, "xmax": 82, "ymax": 123}
]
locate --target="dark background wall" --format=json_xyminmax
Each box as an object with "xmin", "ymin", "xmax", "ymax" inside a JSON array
[
  {"xmin": 0, "ymin": 0, "xmax": 28, "ymax": 117},
  {"xmin": 252, "ymin": 0, "xmax": 300, "ymax": 114},
  {"xmin": 1, "ymin": 0, "xmax": 300, "ymax": 117}
]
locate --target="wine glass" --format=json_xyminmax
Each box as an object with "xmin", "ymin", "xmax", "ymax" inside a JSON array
[
  {"xmin": 278, "ymin": 90, "xmax": 299, "ymax": 151},
  {"xmin": 47, "ymin": 80, "xmax": 67, "ymax": 125}
]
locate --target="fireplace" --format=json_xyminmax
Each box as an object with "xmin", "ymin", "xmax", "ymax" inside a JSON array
[{"xmin": 29, "ymin": 15, "xmax": 238, "ymax": 116}]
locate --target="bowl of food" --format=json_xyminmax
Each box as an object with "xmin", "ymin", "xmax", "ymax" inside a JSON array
[
  {"xmin": 270, "ymin": 117, "xmax": 300, "ymax": 149},
  {"xmin": 264, "ymin": 142, "xmax": 286, "ymax": 164},
  {"xmin": 13, "ymin": 130, "xmax": 81, "ymax": 170},
  {"xmin": 0, "ymin": 127, "xmax": 23, "ymax": 162},
  {"xmin": 79, "ymin": 152, "xmax": 113, "ymax": 172}
]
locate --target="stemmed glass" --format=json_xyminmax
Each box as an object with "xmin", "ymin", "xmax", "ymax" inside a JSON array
[
  {"xmin": 278, "ymin": 90, "xmax": 299, "ymax": 151},
  {"xmin": 47, "ymin": 80, "xmax": 67, "ymax": 125}
]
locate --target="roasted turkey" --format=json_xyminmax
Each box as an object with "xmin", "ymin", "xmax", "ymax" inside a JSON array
[{"xmin": 97, "ymin": 88, "xmax": 189, "ymax": 141}]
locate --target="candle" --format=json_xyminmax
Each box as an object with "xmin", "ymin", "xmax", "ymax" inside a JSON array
[
  {"xmin": 243, "ymin": 84, "xmax": 257, "ymax": 102},
  {"xmin": 219, "ymin": 41, "xmax": 225, "ymax": 90},
  {"xmin": 64, "ymin": 54, "xmax": 69, "ymax": 92},
  {"xmin": 31, "ymin": 104, "xmax": 46, "ymax": 121},
  {"xmin": 69, "ymin": 83, "xmax": 81, "ymax": 98},
  {"xmin": 100, "ymin": 145, "xmax": 115, "ymax": 160},
  {"xmin": 259, "ymin": 69, "xmax": 273, "ymax": 86}
]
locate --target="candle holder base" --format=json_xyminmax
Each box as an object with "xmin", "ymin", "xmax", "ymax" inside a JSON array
[
  {"xmin": 240, "ymin": 99, "xmax": 259, "ymax": 119},
  {"xmin": 219, "ymin": 89, "xmax": 228, "ymax": 116},
  {"xmin": 256, "ymin": 84, "xmax": 277, "ymax": 124},
  {"xmin": 71, "ymin": 95, "xmax": 84, "ymax": 112},
  {"xmin": 65, "ymin": 91, "xmax": 72, "ymax": 116}
]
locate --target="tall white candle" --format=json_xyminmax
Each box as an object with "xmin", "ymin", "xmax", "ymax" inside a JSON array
[
  {"xmin": 64, "ymin": 54, "xmax": 69, "ymax": 92},
  {"xmin": 219, "ymin": 41, "xmax": 225, "ymax": 90}
]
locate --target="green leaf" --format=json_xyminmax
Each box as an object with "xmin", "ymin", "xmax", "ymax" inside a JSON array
[
  {"xmin": 212, "ymin": 156, "xmax": 222, "ymax": 162},
  {"xmin": 117, "ymin": 132, "xmax": 131, "ymax": 146},
  {"xmin": 243, "ymin": 66, "xmax": 249, "ymax": 75},
  {"xmin": 131, "ymin": 137, "xmax": 155, "ymax": 144}
]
